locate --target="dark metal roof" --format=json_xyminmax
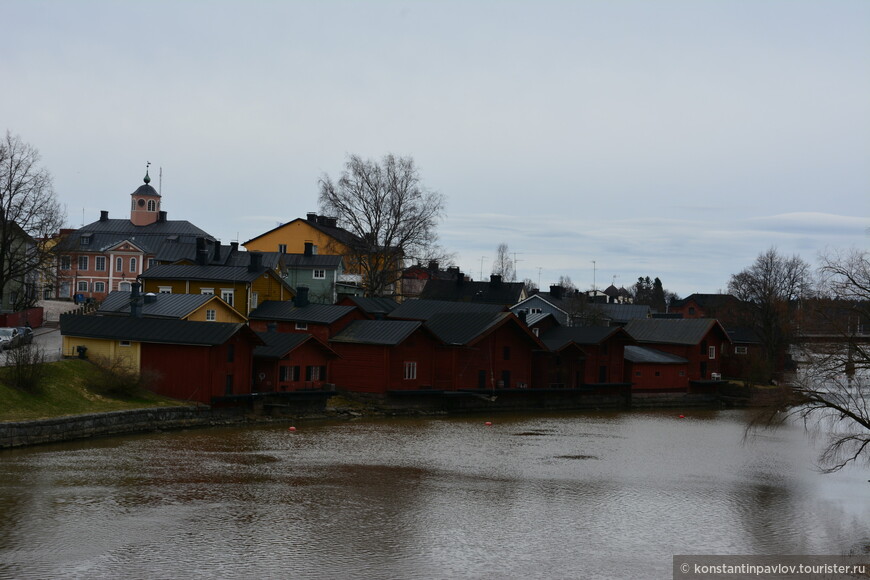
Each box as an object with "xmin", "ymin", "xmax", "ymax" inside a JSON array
[
  {"xmin": 281, "ymin": 254, "xmax": 343, "ymax": 268},
  {"xmin": 248, "ymin": 301, "xmax": 356, "ymax": 324},
  {"xmin": 539, "ymin": 326, "xmax": 627, "ymax": 351},
  {"xmin": 389, "ymin": 299, "xmax": 506, "ymax": 321},
  {"xmin": 97, "ymin": 291, "xmax": 215, "ymax": 318},
  {"xmin": 420, "ymin": 278, "xmax": 526, "ymax": 305},
  {"xmin": 243, "ymin": 217, "xmax": 362, "ymax": 248},
  {"xmin": 330, "ymin": 320, "xmax": 421, "ymax": 346},
  {"xmin": 342, "ymin": 296, "xmax": 399, "ymax": 316},
  {"xmin": 624, "ymin": 318, "xmax": 727, "ymax": 345},
  {"xmin": 60, "ymin": 314, "xmax": 256, "ymax": 346},
  {"xmin": 587, "ymin": 303, "xmax": 652, "ymax": 323},
  {"xmin": 624, "ymin": 345, "xmax": 688, "ymax": 364},
  {"xmin": 253, "ymin": 331, "xmax": 336, "ymax": 359},
  {"xmin": 57, "ymin": 218, "xmax": 214, "ymax": 255},
  {"xmin": 139, "ymin": 264, "xmax": 266, "ymax": 283},
  {"xmin": 424, "ymin": 312, "xmax": 511, "ymax": 346}
]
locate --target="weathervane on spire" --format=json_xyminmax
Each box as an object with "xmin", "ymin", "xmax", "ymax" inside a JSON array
[{"xmin": 144, "ymin": 161, "xmax": 151, "ymax": 184}]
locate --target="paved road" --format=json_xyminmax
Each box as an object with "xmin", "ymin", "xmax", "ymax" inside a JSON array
[{"xmin": 0, "ymin": 327, "xmax": 63, "ymax": 366}]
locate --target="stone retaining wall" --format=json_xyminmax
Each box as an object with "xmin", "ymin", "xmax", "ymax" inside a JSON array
[{"xmin": 0, "ymin": 406, "xmax": 247, "ymax": 449}]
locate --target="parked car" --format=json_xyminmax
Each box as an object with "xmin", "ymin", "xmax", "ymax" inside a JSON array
[
  {"xmin": 0, "ymin": 327, "xmax": 21, "ymax": 351},
  {"xmin": 16, "ymin": 326, "xmax": 34, "ymax": 346}
]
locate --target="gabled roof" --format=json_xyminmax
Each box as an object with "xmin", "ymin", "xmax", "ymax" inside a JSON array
[
  {"xmin": 525, "ymin": 311, "xmax": 557, "ymax": 327},
  {"xmin": 586, "ymin": 303, "xmax": 651, "ymax": 323},
  {"xmin": 539, "ymin": 326, "xmax": 631, "ymax": 352},
  {"xmin": 513, "ymin": 293, "xmax": 568, "ymax": 317},
  {"xmin": 330, "ymin": 320, "xmax": 422, "ymax": 346},
  {"xmin": 671, "ymin": 293, "xmax": 740, "ymax": 309},
  {"xmin": 389, "ymin": 299, "xmax": 505, "ymax": 321},
  {"xmin": 248, "ymin": 300, "xmax": 356, "ymax": 324},
  {"xmin": 97, "ymin": 291, "xmax": 218, "ymax": 319},
  {"xmin": 243, "ymin": 216, "xmax": 362, "ymax": 248},
  {"xmin": 281, "ymin": 253, "xmax": 343, "ymax": 269},
  {"xmin": 420, "ymin": 278, "xmax": 526, "ymax": 305},
  {"xmin": 57, "ymin": 218, "xmax": 214, "ymax": 254},
  {"xmin": 60, "ymin": 314, "xmax": 260, "ymax": 346},
  {"xmin": 624, "ymin": 318, "xmax": 731, "ymax": 345},
  {"xmin": 253, "ymin": 331, "xmax": 338, "ymax": 359},
  {"xmin": 224, "ymin": 251, "xmax": 284, "ymax": 270},
  {"xmin": 153, "ymin": 242, "xmax": 239, "ymax": 266},
  {"xmin": 422, "ymin": 311, "xmax": 544, "ymax": 348},
  {"xmin": 139, "ymin": 263, "xmax": 272, "ymax": 284},
  {"xmin": 624, "ymin": 345, "xmax": 688, "ymax": 364},
  {"xmin": 340, "ymin": 296, "xmax": 399, "ymax": 317}
]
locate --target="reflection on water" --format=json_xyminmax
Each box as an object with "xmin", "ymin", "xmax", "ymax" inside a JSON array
[{"xmin": 1, "ymin": 409, "xmax": 868, "ymax": 579}]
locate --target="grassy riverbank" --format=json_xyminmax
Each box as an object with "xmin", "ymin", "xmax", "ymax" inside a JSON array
[{"xmin": 0, "ymin": 359, "xmax": 188, "ymax": 422}]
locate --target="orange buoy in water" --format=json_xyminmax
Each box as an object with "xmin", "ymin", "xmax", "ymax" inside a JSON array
[
  {"xmin": 288, "ymin": 426, "xmax": 297, "ymax": 431},
  {"xmin": 484, "ymin": 421, "xmax": 492, "ymax": 426},
  {"xmin": 679, "ymin": 415, "xmax": 685, "ymax": 419}
]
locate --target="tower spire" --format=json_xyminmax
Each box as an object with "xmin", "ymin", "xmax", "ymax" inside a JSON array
[{"xmin": 144, "ymin": 161, "xmax": 151, "ymax": 184}]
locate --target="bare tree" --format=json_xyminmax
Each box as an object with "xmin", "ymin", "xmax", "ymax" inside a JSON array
[
  {"xmin": 319, "ymin": 154, "xmax": 446, "ymax": 297},
  {"xmin": 491, "ymin": 243, "xmax": 516, "ymax": 282},
  {"xmin": 750, "ymin": 248, "xmax": 869, "ymax": 472},
  {"xmin": 0, "ymin": 131, "xmax": 65, "ymax": 310},
  {"xmin": 728, "ymin": 247, "xmax": 812, "ymax": 379}
]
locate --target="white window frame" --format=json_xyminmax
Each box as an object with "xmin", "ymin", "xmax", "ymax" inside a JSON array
[
  {"xmin": 95, "ymin": 256, "xmax": 106, "ymax": 271},
  {"xmin": 158, "ymin": 286, "xmax": 172, "ymax": 294},
  {"xmin": 313, "ymin": 269, "xmax": 326, "ymax": 279},
  {"xmin": 78, "ymin": 256, "xmax": 88, "ymax": 270},
  {"xmin": 251, "ymin": 292, "xmax": 258, "ymax": 309},
  {"xmin": 116, "ymin": 257, "xmax": 123, "ymax": 272},
  {"xmin": 205, "ymin": 309, "xmax": 216, "ymax": 321},
  {"xmin": 278, "ymin": 244, "xmax": 287, "ymax": 253},
  {"xmin": 129, "ymin": 257, "xmax": 137, "ymax": 272},
  {"xmin": 76, "ymin": 281, "xmax": 89, "ymax": 292},
  {"xmin": 530, "ymin": 307, "xmax": 542, "ymax": 314},
  {"xmin": 201, "ymin": 288, "xmax": 214, "ymax": 295},
  {"xmin": 221, "ymin": 289, "xmax": 234, "ymax": 306},
  {"xmin": 295, "ymin": 322, "xmax": 308, "ymax": 330},
  {"xmin": 734, "ymin": 346, "xmax": 748, "ymax": 355},
  {"xmin": 94, "ymin": 281, "xmax": 106, "ymax": 293},
  {"xmin": 60, "ymin": 256, "xmax": 71, "ymax": 270},
  {"xmin": 147, "ymin": 199, "xmax": 156, "ymax": 211},
  {"xmin": 119, "ymin": 340, "xmax": 131, "ymax": 347},
  {"xmin": 708, "ymin": 346, "xmax": 716, "ymax": 359},
  {"xmin": 404, "ymin": 361, "xmax": 417, "ymax": 380}
]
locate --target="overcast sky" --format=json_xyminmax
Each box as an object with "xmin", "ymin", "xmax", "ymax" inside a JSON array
[{"xmin": 4, "ymin": 0, "xmax": 868, "ymax": 297}]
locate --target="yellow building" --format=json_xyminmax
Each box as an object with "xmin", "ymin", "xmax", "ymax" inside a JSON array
[
  {"xmin": 138, "ymin": 255, "xmax": 294, "ymax": 316},
  {"xmin": 96, "ymin": 290, "xmax": 247, "ymax": 323},
  {"xmin": 243, "ymin": 213, "xmax": 359, "ymax": 268}
]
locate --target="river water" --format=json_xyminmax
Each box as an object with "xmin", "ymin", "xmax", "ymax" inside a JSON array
[{"xmin": 1, "ymin": 409, "xmax": 868, "ymax": 579}]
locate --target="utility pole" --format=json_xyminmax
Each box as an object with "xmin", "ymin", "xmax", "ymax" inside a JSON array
[
  {"xmin": 592, "ymin": 260, "xmax": 597, "ymax": 293},
  {"xmin": 512, "ymin": 252, "xmax": 523, "ymax": 282}
]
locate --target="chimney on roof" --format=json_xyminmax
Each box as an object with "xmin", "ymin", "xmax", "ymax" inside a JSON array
[
  {"xmin": 295, "ymin": 286, "xmax": 309, "ymax": 308},
  {"xmin": 428, "ymin": 261, "xmax": 438, "ymax": 272},
  {"xmin": 248, "ymin": 252, "xmax": 263, "ymax": 272},
  {"xmin": 230, "ymin": 241, "xmax": 238, "ymax": 253},
  {"xmin": 158, "ymin": 211, "xmax": 167, "ymax": 222},
  {"xmin": 518, "ymin": 309, "xmax": 528, "ymax": 325},
  {"xmin": 456, "ymin": 271, "xmax": 464, "ymax": 286},
  {"xmin": 144, "ymin": 292, "xmax": 157, "ymax": 304},
  {"xmin": 325, "ymin": 217, "xmax": 337, "ymax": 228},
  {"xmin": 130, "ymin": 282, "xmax": 143, "ymax": 318},
  {"xmin": 550, "ymin": 285, "xmax": 563, "ymax": 300},
  {"xmin": 306, "ymin": 212, "xmax": 317, "ymax": 222},
  {"xmin": 490, "ymin": 274, "xmax": 502, "ymax": 287},
  {"xmin": 213, "ymin": 241, "xmax": 221, "ymax": 262},
  {"xmin": 304, "ymin": 242, "xmax": 313, "ymax": 257},
  {"xmin": 100, "ymin": 210, "xmax": 109, "ymax": 222},
  {"xmin": 195, "ymin": 237, "xmax": 208, "ymax": 265}
]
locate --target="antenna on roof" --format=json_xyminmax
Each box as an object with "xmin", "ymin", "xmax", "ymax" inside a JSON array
[
  {"xmin": 81, "ymin": 207, "xmax": 85, "ymax": 227},
  {"xmin": 159, "ymin": 166, "xmax": 163, "ymax": 195}
]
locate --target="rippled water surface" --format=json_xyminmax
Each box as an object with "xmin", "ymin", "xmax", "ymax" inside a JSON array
[{"xmin": 1, "ymin": 409, "xmax": 868, "ymax": 579}]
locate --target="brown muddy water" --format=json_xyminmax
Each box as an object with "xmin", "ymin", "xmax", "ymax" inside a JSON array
[{"xmin": 1, "ymin": 409, "xmax": 868, "ymax": 579}]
